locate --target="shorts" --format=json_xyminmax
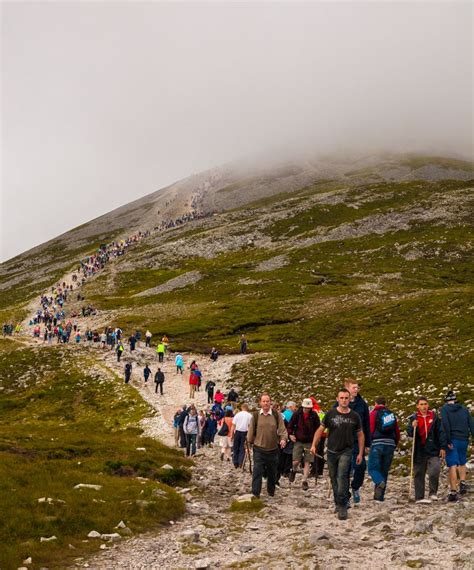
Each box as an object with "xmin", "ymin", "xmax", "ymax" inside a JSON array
[
  {"xmin": 220, "ymin": 436, "xmax": 231, "ymax": 449},
  {"xmin": 292, "ymin": 441, "xmax": 314, "ymax": 464},
  {"xmin": 445, "ymin": 439, "xmax": 469, "ymax": 467}
]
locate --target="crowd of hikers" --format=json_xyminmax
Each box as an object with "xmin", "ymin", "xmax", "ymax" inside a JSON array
[{"xmin": 172, "ymin": 377, "xmax": 473, "ymax": 520}]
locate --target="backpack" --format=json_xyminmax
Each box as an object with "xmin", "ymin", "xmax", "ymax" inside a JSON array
[
  {"xmin": 376, "ymin": 408, "xmax": 397, "ymax": 434},
  {"xmin": 218, "ymin": 420, "xmax": 229, "ymax": 436}
]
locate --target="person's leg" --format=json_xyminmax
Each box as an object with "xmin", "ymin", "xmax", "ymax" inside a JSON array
[
  {"xmin": 266, "ymin": 449, "xmax": 279, "ymax": 496},
  {"xmin": 351, "ymin": 443, "xmax": 366, "ymax": 492},
  {"xmin": 185, "ymin": 435, "xmax": 191, "ymax": 456},
  {"xmin": 380, "ymin": 445, "xmax": 395, "ymax": 500},
  {"xmin": 159, "ymin": 382, "xmax": 163, "ymax": 395},
  {"xmin": 191, "ymin": 434, "xmax": 197, "ymax": 456},
  {"xmin": 174, "ymin": 427, "xmax": 179, "ymax": 446},
  {"xmin": 337, "ymin": 450, "xmax": 353, "ymax": 508},
  {"xmin": 155, "ymin": 383, "xmax": 159, "ymax": 394},
  {"xmin": 413, "ymin": 455, "xmax": 427, "ymax": 501},
  {"xmin": 368, "ymin": 446, "xmax": 384, "ymax": 486},
  {"xmin": 302, "ymin": 444, "xmax": 313, "ymax": 483},
  {"xmin": 426, "ymin": 456, "xmax": 441, "ymax": 497},
  {"xmin": 326, "ymin": 452, "xmax": 339, "ymax": 506},
  {"xmin": 252, "ymin": 448, "xmax": 264, "ymax": 498},
  {"xmin": 233, "ymin": 431, "xmax": 242, "ymax": 467},
  {"xmin": 290, "ymin": 441, "xmax": 302, "ymax": 482}
]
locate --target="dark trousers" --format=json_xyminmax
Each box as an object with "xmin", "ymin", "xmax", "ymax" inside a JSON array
[
  {"xmin": 155, "ymin": 381, "xmax": 163, "ymax": 394},
  {"xmin": 252, "ymin": 447, "xmax": 279, "ymax": 497},
  {"xmin": 351, "ymin": 443, "xmax": 366, "ymax": 491},
  {"xmin": 413, "ymin": 454, "xmax": 441, "ymax": 500},
  {"xmin": 207, "ymin": 390, "xmax": 214, "ymax": 403},
  {"xmin": 368, "ymin": 444, "xmax": 395, "ymax": 498},
  {"xmin": 311, "ymin": 438, "xmax": 326, "ymax": 477},
  {"xmin": 145, "ymin": 338, "xmax": 151, "ymax": 347},
  {"xmin": 327, "ymin": 449, "xmax": 352, "ymax": 507},
  {"xmin": 125, "ymin": 375, "xmax": 130, "ymax": 384},
  {"xmin": 179, "ymin": 426, "xmax": 186, "ymax": 448},
  {"xmin": 158, "ymin": 352, "xmax": 164, "ymax": 362},
  {"xmin": 185, "ymin": 434, "xmax": 197, "ymax": 456},
  {"xmin": 233, "ymin": 430, "xmax": 247, "ymax": 467}
]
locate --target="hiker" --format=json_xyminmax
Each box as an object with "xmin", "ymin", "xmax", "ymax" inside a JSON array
[
  {"xmin": 407, "ymin": 396, "xmax": 446, "ymax": 503},
  {"xmin": 128, "ymin": 334, "xmax": 136, "ymax": 352},
  {"xmin": 145, "ymin": 330, "xmax": 152, "ymax": 348},
  {"xmin": 177, "ymin": 406, "xmax": 188, "ymax": 448},
  {"xmin": 175, "ymin": 353, "xmax": 184, "ymax": 374},
  {"xmin": 214, "ymin": 389, "xmax": 224, "ymax": 406},
  {"xmin": 205, "ymin": 380, "xmax": 216, "ymax": 404},
  {"xmin": 154, "ymin": 368, "xmax": 165, "ymax": 394},
  {"xmin": 124, "ymin": 362, "xmax": 132, "ymax": 384},
  {"xmin": 156, "ymin": 342, "xmax": 165, "ymax": 363},
  {"xmin": 239, "ymin": 334, "xmax": 248, "ymax": 354},
  {"xmin": 247, "ymin": 393, "xmax": 288, "ymax": 499},
  {"xmin": 367, "ymin": 396, "xmax": 400, "ymax": 501},
  {"xmin": 278, "ymin": 401, "xmax": 297, "ymax": 483},
  {"xmin": 198, "ymin": 410, "xmax": 206, "ymax": 448},
  {"xmin": 143, "ymin": 364, "xmax": 151, "ymax": 383},
  {"xmin": 310, "ymin": 396, "xmax": 327, "ymax": 481},
  {"xmin": 194, "ymin": 368, "xmax": 202, "ymax": 391},
  {"xmin": 341, "ymin": 379, "xmax": 371, "ymax": 504},
  {"xmin": 189, "ymin": 367, "xmax": 199, "ymax": 399},
  {"xmin": 116, "ymin": 341, "xmax": 124, "ymax": 362},
  {"xmin": 440, "ymin": 390, "xmax": 474, "ymax": 501},
  {"xmin": 312, "ymin": 388, "xmax": 364, "ymax": 520},
  {"xmin": 210, "ymin": 347, "xmax": 219, "ymax": 362},
  {"xmin": 135, "ymin": 330, "xmax": 142, "ymax": 347},
  {"xmin": 288, "ymin": 398, "xmax": 321, "ymax": 490},
  {"xmin": 230, "ymin": 403, "xmax": 252, "ymax": 468},
  {"xmin": 173, "ymin": 410, "xmax": 181, "ymax": 446},
  {"xmin": 217, "ymin": 409, "xmax": 234, "ymax": 462},
  {"xmin": 184, "ymin": 407, "xmax": 200, "ymax": 457},
  {"xmin": 227, "ymin": 388, "xmax": 239, "ymax": 403}
]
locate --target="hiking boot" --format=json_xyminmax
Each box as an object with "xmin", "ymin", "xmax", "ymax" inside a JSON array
[
  {"xmin": 447, "ymin": 491, "xmax": 458, "ymax": 503},
  {"xmin": 374, "ymin": 481, "xmax": 386, "ymax": 501},
  {"xmin": 337, "ymin": 506, "xmax": 348, "ymax": 520},
  {"xmin": 302, "ymin": 480, "xmax": 309, "ymax": 491},
  {"xmin": 268, "ymin": 490, "xmax": 275, "ymax": 497},
  {"xmin": 288, "ymin": 470, "xmax": 296, "ymax": 483},
  {"xmin": 459, "ymin": 481, "xmax": 468, "ymax": 495},
  {"xmin": 429, "ymin": 494, "xmax": 439, "ymax": 501},
  {"xmin": 353, "ymin": 489, "xmax": 361, "ymax": 504}
]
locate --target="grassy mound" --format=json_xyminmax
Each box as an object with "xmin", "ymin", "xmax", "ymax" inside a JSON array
[{"xmin": 0, "ymin": 339, "xmax": 189, "ymax": 569}]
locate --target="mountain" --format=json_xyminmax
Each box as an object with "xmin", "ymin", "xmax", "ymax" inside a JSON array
[{"xmin": 1, "ymin": 152, "xmax": 473, "ymax": 568}]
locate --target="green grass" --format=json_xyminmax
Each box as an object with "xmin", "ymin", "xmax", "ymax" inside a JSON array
[
  {"xmin": 229, "ymin": 498, "xmax": 264, "ymax": 513},
  {"xmin": 0, "ymin": 340, "xmax": 189, "ymax": 569}
]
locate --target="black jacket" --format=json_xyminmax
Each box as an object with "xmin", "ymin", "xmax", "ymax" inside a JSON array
[
  {"xmin": 154, "ymin": 371, "xmax": 165, "ymax": 383},
  {"xmin": 407, "ymin": 412, "xmax": 446, "ymax": 457}
]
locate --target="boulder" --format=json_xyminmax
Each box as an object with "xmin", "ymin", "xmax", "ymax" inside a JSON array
[
  {"xmin": 101, "ymin": 533, "xmax": 121, "ymax": 542},
  {"xmin": 40, "ymin": 536, "xmax": 57, "ymax": 543},
  {"xmin": 87, "ymin": 531, "xmax": 101, "ymax": 538},
  {"xmin": 195, "ymin": 559, "xmax": 211, "ymax": 569},
  {"xmin": 74, "ymin": 484, "xmax": 102, "ymax": 491}
]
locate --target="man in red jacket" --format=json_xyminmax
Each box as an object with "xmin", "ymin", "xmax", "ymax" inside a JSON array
[
  {"xmin": 287, "ymin": 398, "xmax": 321, "ymax": 491},
  {"xmin": 368, "ymin": 396, "xmax": 400, "ymax": 501}
]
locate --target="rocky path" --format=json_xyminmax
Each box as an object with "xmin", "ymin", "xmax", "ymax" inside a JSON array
[{"xmin": 71, "ymin": 344, "xmax": 474, "ymax": 570}]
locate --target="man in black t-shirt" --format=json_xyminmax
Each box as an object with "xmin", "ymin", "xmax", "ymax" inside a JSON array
[{"xmin": 311, "ymin": 388, "xmax": 364, "ymax": 520}]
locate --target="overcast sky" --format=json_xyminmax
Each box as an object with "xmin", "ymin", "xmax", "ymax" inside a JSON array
[{"xmin": 1, "ymin": 1, "xmax": 472, "ymax": 262}]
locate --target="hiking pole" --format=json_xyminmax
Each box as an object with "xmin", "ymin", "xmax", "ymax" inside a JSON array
[
  {"xmin": 408, "ymin": 424, "xmax": 417, "ymax": 501},
  {"xmin": 245, "ymin": 440, "xmax": 253, "ymax": 474}
]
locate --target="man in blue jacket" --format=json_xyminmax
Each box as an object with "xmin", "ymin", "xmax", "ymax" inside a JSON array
[
  {"xmin": 440, "ymin": 390, "xmax": 474, "ymax": 502},
  {"xmin": 340, "ymin": 379, "xmax": 371, "ymax": 504}
]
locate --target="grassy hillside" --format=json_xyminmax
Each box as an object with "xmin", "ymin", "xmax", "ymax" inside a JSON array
[{"xmin": 0, "ymin": 339, "xmax": 189, "ymax": 569}]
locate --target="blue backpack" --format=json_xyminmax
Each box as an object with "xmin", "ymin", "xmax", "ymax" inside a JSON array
[{"xmin": 376, "ymin": 408, "xmax": 397, "ymax": 435}]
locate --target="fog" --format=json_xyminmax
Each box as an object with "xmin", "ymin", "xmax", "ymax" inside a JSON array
[{"xmin": 1, "ymin": 1, "xmax": 472, "ymax": 261}]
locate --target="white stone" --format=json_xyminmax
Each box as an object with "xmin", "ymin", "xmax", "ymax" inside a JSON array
[
  {"xmin": 74, "ymin": 484, "xmax": 103, "ymax": 490},
  {"xmin": 100, "ymin": 533, "xmax": 122, "ymax": 542},
  {"xmin": 195, "ymin": 559, "xmax": 211, "ymax": 569},
  {"xmin": 22, "ymin": 558, "xmax": 32, "ymax": 565},
  {"xmin": 116, "ymin": 520, "xmax": 127, "ymax": 529},
  {"xmin": 100, "ymin": 544, "xmax": 107, "ymax": 550},
  {"xmin": 136, "ymin": 447, "xmax": 146, "ymax": 451},
  {"xmin": 40, "ymin": 536, "xmax": 57, "ymax": 543},
  {"xmin": 161, "ymin": 464, "xmax": 173, "ymax": 470},
  {"xmin": 87, "ymin": 531, "xmax": 102, "ymax": 538}
]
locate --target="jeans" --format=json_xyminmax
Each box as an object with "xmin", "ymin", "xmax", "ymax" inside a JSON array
[
  {"xmin": 327, "ymin": 449, "xmax": 352, "ymax": 507},
  {"xmin": 233, "ymin": 430, "xmax": 247, "ymax": 467},
  {"xmin": 368, "ymin": 444, "xmax": 395, "ymax": 496},
  {"xmin": 413, "ymin": 455, "xmax": 441, "ymax": 500},
  {"xmin": 155, "ymin": 382, "xmax": 163, "ymax": 394},
  {"xmin": 186, "ymin": 434, "xmax": 197, "ymax": 456},
  {"xmin": 252, "ymin": 447, "xmax": 279, "ymax": 497},
  {"xmin": 350, "ymin": 443, "xmax": 366, "ymax": 491}
]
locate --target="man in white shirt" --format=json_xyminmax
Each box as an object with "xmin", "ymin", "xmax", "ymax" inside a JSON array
[{"xmin": 230, "ymin": 403, "xmax": 253, "ymax": 468}]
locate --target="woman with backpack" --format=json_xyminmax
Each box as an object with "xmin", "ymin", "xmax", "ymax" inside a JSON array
[
  {"xmin": 368, "ymin": 396, "xmax": 400, "ymax": 501},
  {"xmin": 218, "ymin": 409, "xmax": 234, "ymax": 462},
  {"xmin": 183, "ymin": 407, "xmax": 200, "ymax": 457}
]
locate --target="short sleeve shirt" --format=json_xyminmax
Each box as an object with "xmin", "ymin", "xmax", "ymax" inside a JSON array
[{"xmin": 323, "ymin": 408, "xmax": 362, "ymax": 453}]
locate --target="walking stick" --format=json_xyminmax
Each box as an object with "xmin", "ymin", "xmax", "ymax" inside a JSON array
[
  {"xmin": 245, "ymin": 440, "xmax": 253, "ymax": 474},
  {"xmin": 408, "ymin": 424, "xmax": 417, "ymax": 501}
]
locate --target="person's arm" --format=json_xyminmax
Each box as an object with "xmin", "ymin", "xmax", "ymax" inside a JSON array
[
  {"xmin": 369, "ymin": 409, "xmax": 377, "ymax": 437},
  {"xmin": 440, "ymin": 407, "xmax": 452, "ymax": 447},
  {"xmin": 406, "ymin": 414, "xmax": 416, "ymax": 437},
  {"xmin": 356, "ymin": 430, "xmax": 365, "ymax": 464},
  {"xmin": 277, "ymin": 413, "xmax": 288, "ymax": 448},
  {"xmin": 394, "ymin": 420, "xmax": 401, "ymax": 447},
  {"xmin": 363, "ymin": 402, "xmax": 371, "ymax": 450},
  {"xmin": 230, "ymin": 418, "xmax": 236, "ymax": 440},
  {"xmin": 310, "ymin": 425, "xmax": 325, "ymax": 456},
  {"xmin": 247, "ymin": 415, "xmax": 255, "ymax": 445},
  {"xmin": 287, "ymin": 414, "xmax": 296, "ymax": 442}
]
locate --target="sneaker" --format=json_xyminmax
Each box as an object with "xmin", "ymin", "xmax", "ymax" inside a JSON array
[
  {"xmin": 429, "ymin": 494, "xmax": 439, "ymax": 501},
  {"xmin": 288, "ymin": 470, "xmax": 296, "ymax": 483},
  {"xmin": 353, "ymin": 489, "xmax": 361, "ymax": 504},
  {"xmin": 302, "ymin": 480, "xmax": 309, "ymax": 491},
  {"xmin": 459, "ymin": 481, "xmax": 468, "ymax": 495},
  {"xmin": 337, "ymin": 506, "xmax": 348, "ymax": 520},
  {"xmin": 416, "ymin": 499, "xmax": 432, "ymax": 504},
  {"xmin": 374, "ymin": 481, "xmax": 386, "ymax": 501},
  {"xmin": 447, "ymin": 491, "xmax": 458, "ymax": 503}
]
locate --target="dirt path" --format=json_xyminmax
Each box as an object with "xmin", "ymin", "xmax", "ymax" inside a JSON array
[{"xmin": 68, "ymin": 344, "xmax": 473, "ymax": 570}]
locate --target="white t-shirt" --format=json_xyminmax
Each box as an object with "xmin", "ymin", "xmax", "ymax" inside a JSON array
[{"xmin": 232, "ymin": 410, "xmax": 253, "ymax": 432}]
